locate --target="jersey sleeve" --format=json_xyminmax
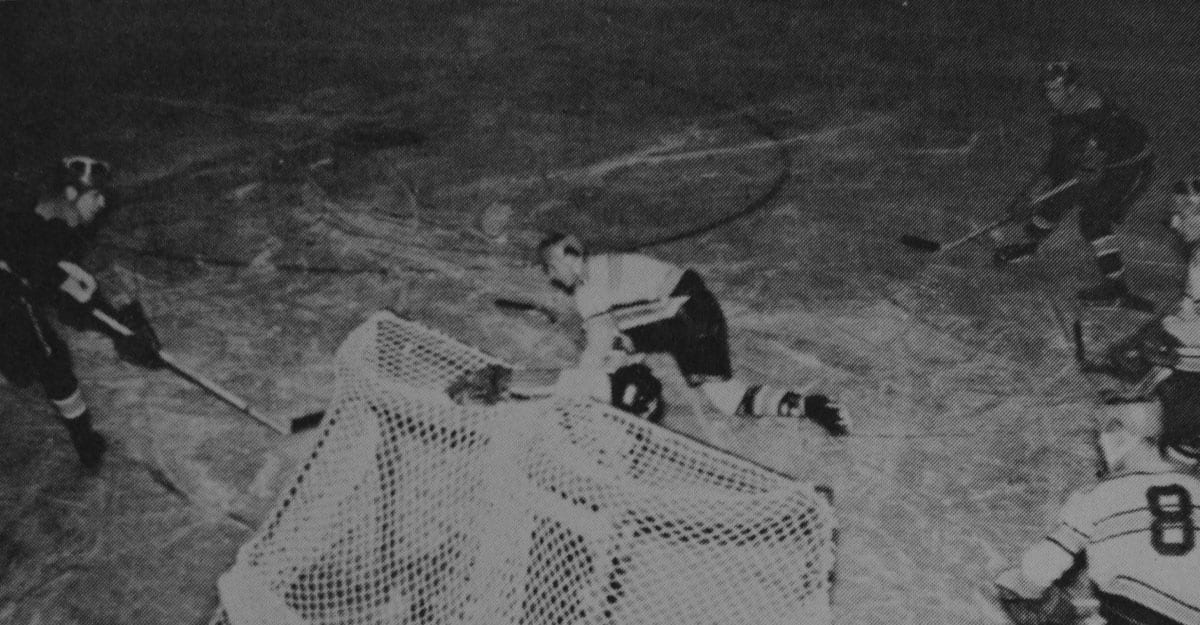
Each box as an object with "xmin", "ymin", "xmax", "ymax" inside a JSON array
[
  {"xmin": 574, "ymin": 254, "xmax": 683, "ymax": 319},
  {"xmin": 573, "ymin": 256, "xmax": 611, "ymax": 319},
  {"xmin": 1047, "ymin": 490, "xmax": 1097, "ymax": 555},
  {"xmin": 1014, "ymin": 490, "xmax": 1097, "ymax": 591}
]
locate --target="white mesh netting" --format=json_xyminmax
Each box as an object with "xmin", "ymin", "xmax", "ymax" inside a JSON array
[{"xmin": 213, "ymin": 311, "xmax": 837, "ymax": 625}]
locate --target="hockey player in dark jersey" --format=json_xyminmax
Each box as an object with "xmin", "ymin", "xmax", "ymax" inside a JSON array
[
  {"xmin": 994, "ymin": 62, "xmax": 1155, "ymax": 312},
  {"xmin": 1, "ymin": 156, "xmax": 163, "ymax": 469},
  {"xmin": 994, "ymin": 398, "xmax": 1200, "ymax": 625},
  {"xmin": 515, "ymin": 233, "xmax": 849, "ymax": 435}
]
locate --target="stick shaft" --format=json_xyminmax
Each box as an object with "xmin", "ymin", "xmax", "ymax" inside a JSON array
[
  {"xmin": 91, "ymin": 309, "xmax": 287, "ymax": 434},
  {"xmin": 937, "ymin": 178, "xmax": 1080, "ymax": 254}
]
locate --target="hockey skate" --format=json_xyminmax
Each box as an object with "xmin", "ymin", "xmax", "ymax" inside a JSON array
[
  {"xmin": 992, "ymin": 241, "xmax": 1039, "ymax": 266},
  {"xmin": 1077, "ymin": 279, "xmax": 1154, "ymax": 314},
  {"xmin": 63, "ymin": 411, "xmax": 108, "ymax": 469}
]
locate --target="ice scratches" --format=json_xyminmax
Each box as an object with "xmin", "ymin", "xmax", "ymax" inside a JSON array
[
  {"xmin": 0, "ymin": 464, "xmax": 109, "ymax": 624},
  {"xmin": 108, "ymin": 452, "xmax": 255, "ymax": 532}
]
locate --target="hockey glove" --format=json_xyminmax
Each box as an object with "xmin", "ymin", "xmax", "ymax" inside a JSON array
[
  {"xmin": 1103, "ymin": 338, "xmax": 1154, "ymax": 383},
  {"xmin": 993, "ymin": 582, "xmax": 1077, "ymax": 625},
  {"xmin": 805, "ymin": 394, "xmax": 849, "ymax": 436},
  {"xmin": 1099, "ymin": 320, "xmax": 1180, "ymax": 382},
  {"xmin": 111, "ymin": 301, "xmax": 166, "ymax": 370},
  {"xmin": 609, "ymin": 363, "xmax": 665, "ymax": 423},
  {"xmin": 1136, "ymin": 321, "xmax": 1181, "ymax": 368},
  {"xmin": 446, "ymin": 364, "xmax": 513, "ymax": 405}
]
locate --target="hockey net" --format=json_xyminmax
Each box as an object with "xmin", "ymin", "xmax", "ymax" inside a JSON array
[{"xmin": 213, "ymin": 311, "xmax": 837, "ymax": 625}]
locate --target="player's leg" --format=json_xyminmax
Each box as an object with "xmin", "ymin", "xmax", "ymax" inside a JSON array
[
  {"xmin": 0, "ymin": 294, "xmax": 42, "ymax": 388},
  {"xmin": 28, "ymin": 303, "xmax": 107, "ymax": 468},
  {"xmin": 1076, "ymin": 164, "xmax": 1154, "ymax": 309}
]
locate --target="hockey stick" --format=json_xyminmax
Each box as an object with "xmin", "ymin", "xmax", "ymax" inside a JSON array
[
  {"xmin": 91, "ymin": 308, "xmax": 298, "ymax": 434},
  {"xmin": 900, "ymin": 178, "xmax": 1079, "ymax": 254},
  {"xmin": 493, "ymin": 298, "xmax": 558, "ymax": 324}
]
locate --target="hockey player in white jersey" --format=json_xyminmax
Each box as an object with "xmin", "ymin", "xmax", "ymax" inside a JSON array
[
  {"xmin": 994, "ymin": 398, "xmax": 1200, "ymax": 625},
  {"xmin": 522, "ymin": 232, "xmax": 848, "ymax": 435}
]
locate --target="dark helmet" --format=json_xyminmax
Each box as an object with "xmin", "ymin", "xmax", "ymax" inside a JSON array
[
  {"xmin": 1040, "ymin": 61, "xmax": 1080, "ymax": 88},
  {"xmin": 610, "ymin": 363, "xmax": 665, "ymax": 423},
  {"xmin": 57, "ymin": 155, "xmax": 112, "ymax": 195},
  {"xmin": 1173, "ymin": 176, "xmax": 1200, "ymax": 200},
  {"xmin": 536, "ymin": 231, "xmax": 585, "ymax": 270}
]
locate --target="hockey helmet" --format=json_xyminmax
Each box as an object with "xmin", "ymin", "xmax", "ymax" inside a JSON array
[
  {"xmin": 1172, "ymin": 176, "xmax": 1200, "ymax": 206},
  {"xmin": 58, "ymin": 155, "xmax": 112, "ymax": 195},
  {"xmin": 1040, "ymin": 61, "xmax": 1080, "ymax": 89},
  {"xmin": 537, "ymin": 232, "xmax": 587, "ymax": 292},
  {"xmin": 536, "ymin": 232, "xmax": 585, "ymax": 269},
  {"xmin": 610, "ymin": 363, "xmax": 665, "ymax": 423}
]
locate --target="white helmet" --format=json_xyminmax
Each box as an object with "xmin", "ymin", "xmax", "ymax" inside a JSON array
[{"xmin": 58, "ymin": 155, "xmax": 112, "ymax": 196}]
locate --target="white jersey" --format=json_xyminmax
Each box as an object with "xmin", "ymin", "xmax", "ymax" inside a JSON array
[
  {"xmin": 1042, "ymin": 471, "xmax": 1200, "ymax": 625},
  {"xmin": 573, "ymin": 254, "xmax": 684, "ymax": 320}
]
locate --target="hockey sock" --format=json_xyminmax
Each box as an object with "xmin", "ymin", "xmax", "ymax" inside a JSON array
[{"xmin": 50, "ymin": 388, "xmax": 88, "ymax": 420}]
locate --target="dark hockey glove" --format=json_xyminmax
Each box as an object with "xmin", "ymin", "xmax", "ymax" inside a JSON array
[
  {"xmin": 111, "ymin": 302, "xmax": 165, "ymax": 370},
  {"xmin": 1103, "ymin": 337, "xmax": 1154, "ymax": 383},
  {"xmin": 994, "ymin": 584, "xmax": 1077, "ymax": 625},
  {"xmin": 1101, "ymin": 320, "xmax": 1179, "ymax": 382},
  {"xmin": 609, "ymin": 363, "xmax": 665, "ymax": 423},
  {"xmin": 1136, "ymin": 321, "xmax": 1181, "ymax": 368},
  {"xmin": 446, "ymin": 364, "xmax": 513, "ymax": 405},
  {"xmin": 804, "ymin": 394, "xmax": 849, "ymax": 436}
]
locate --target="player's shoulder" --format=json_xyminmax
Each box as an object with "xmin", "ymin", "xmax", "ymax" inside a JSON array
[{"xmin": 1086, "ymin": 470, "xmax": 1200, "ymax": 499}]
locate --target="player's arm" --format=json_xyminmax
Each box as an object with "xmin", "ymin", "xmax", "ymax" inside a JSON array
[
  {"xmin": 446, "ymin": 365, "xmax": 611, "ymax": 405},
  {"xmin": 1002, "ymin": 539, "xmax": 1077, "ymax": 597},
  {"xmin": 580, "ymin": 313, "xmax": 627, "ymax": 368},
  {"xmin": 511, "ymin": 367, "xmax": 610, "ymax": 400},
  {"xmin": 994, "ymin": 493, "xmax": 1091, "ymax": 625},
  {"xmin": 994, "ymin": 542, "xmax": 1078, "ymax": 625}
]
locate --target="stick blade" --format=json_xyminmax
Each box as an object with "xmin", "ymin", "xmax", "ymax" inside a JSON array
[
  {"xmin": 289, "ymin": 411, "xmax": 326, "ymax": 433},
  {"xmin": 898, "ymin": 234, "xmax": 941, "ymax": 253}
]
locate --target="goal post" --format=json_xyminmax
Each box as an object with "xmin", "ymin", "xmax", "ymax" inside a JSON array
[{"xmin": 214, "ymin": 311, "xmax": 837, "ymax": 625}]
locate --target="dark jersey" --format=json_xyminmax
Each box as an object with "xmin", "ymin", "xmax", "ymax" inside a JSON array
[
  {"xmin": 1044, "ymin": 103, "xmax": 1150, "ymax": 181},
  {"xmin": 0, "ymin": 210, "xmax": 89, "ymax": 298}
]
